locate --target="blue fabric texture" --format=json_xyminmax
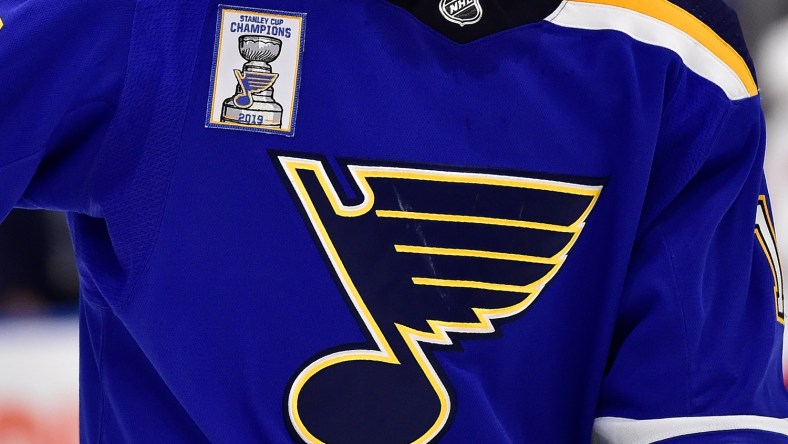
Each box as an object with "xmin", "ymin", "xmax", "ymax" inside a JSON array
[{"xmin": 0, "ymin": 0, "xmax": 786, "ymax": 442}]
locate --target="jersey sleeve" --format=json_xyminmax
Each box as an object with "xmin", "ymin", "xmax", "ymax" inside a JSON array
[
  {"xmin": 0, "ymin": 0, "xmax": 135, "ymax": 221},
  {"xmin": 593, "ymin": 6, "xmax": 788, "ymax": 440}
]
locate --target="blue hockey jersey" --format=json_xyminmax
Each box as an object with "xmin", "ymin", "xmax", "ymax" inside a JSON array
[{"xmin": 1, "ymin": 0, "xmax": 787, "ymax": 442}]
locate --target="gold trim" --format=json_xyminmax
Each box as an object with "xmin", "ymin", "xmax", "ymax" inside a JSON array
[
  {"xmin": 377, "ymin": 210, "xmax": 578, "ymax": 233},
  {"xmin": 394, "ymin": 245, "xmax": 560, "ymax": 264},
  {"xmin": 571, "ymin": 0, "xmax": 758, "ymax": 97}
]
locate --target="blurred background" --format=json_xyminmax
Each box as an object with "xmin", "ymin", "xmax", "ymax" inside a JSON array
[{"xmin": 0, "ymin": 2, "xmax": 786, "ymax": 442}]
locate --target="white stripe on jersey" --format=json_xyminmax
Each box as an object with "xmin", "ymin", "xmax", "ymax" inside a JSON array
[
  {"xmin": 593, "ymin": 415, "xmax": 788, "ymax": 443},
  {"xmin": 547, "ymin": 0, "xmax": 753, "ymax": 100}
]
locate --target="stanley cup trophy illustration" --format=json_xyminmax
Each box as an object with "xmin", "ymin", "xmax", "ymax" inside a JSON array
[{"xmin": 222, "ymin": 35, "xmax": 283, "ymax": 127}]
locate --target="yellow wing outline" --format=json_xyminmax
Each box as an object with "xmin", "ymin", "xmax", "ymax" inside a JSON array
[
  {"xmin": 755, "ymin": 195, "xmax": 785, "ymax": 324},
  {"xmin": 279, "ymin": 156, "xmax": 602, "ymax": 443}
]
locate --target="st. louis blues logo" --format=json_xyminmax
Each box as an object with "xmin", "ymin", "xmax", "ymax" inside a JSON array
[
  {"xmin": 232, "ymin": 69, "xmax": 279, "ymax": 109},
  {"xmin": 273, "ymin": 154, "xmax": 602, "ymax": 443},
  {"xmin": 439, "ymin": 0, "xmax": 483, "ymax": 26}
]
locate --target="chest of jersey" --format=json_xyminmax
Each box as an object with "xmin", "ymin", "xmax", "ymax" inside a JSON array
[{"xmin": 105, "ymin": 1, "xmax": 669, "ymax": 441}]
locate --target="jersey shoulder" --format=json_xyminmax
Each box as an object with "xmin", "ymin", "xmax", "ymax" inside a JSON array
[{"xmin": 546, "ymin": 0, "xmax": 758, "ymax": 101}]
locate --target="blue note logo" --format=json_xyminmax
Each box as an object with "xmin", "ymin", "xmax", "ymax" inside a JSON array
[
  {"xmin": 272, "ymin": 152, "xmax": 603, "ymax": 443},
  {"xmin": 232, "ymin": 67, "xmax": 280, "ymax": 109},
  {"xmin": 207, "ymin": 6, "xmax": 306, "ymax": 137}
]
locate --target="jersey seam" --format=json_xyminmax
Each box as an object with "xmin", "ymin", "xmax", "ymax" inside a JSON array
[
  {"xmin": 673, "ymin": 95, "xmax": 733, "ymax": 209},
  {"xmin": 662, "ymin": 64, "xmax": 688, "ymax": 123},
  {"xmin": 657, "ymin": 224, "xmax": 694, "ymax": 416},
  {"xmin": 115, "ymin": 2, "xmax": 210, "ymax": 310},
  {"xmin": 89, "ymin": 0, "xmax": 139, "ymax": 196},
  {"xmin": 0, "ymin": 150, "xmax": 48, "ymax": 212},
  {"xmin": 68, "ymin": 100, "xmax": 121, "ymax": 216},
  {"xmin": 79, "ymin": 279, "xmax": 111, "ymax": 311},
  {"xmin": 117, "ymin": 144, "xmax": 182, "ymax": 311},
  {"xmin": 545, "ymin": 0, "xmax": 569, "ymax": 21},
  {"xmin": 0, "ymin": 148, "xmax": 45, "ymax": 172},
  {"xmin": 63, "ymin": 0, "xmax": 139, "ymax": 309},
  {"xmin": 654, "ymin": 102, "xmax": 734, "ymax": 417}
]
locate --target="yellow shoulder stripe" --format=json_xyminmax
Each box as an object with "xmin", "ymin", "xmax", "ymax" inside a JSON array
[{"xmin": 569, "ymin": 0, "xmax": 758, "ymax": 97}]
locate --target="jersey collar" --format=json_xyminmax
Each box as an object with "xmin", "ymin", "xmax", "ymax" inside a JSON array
[{"xmin": 385, "ymin": 0, "xmax": 564, "ymax": 42}]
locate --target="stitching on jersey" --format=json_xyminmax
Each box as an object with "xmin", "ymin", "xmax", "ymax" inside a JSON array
[
  {"xmin": 662, "ymin": 102, "xmax": 735, "ymax": 414},
  {"xmin": 0, "ymin": 148, "xmax": 45, "ymax": 173},
  {"xmin": 544, "ymin": 0, "xmax": 569, "ymax": 22},
  {"xmin": 112, "ymin": 1, "xmax": 210, "ymax": 310},
  {"xmin": 658, "ymin": 225, "xmax": 693, "ymax": 415}
]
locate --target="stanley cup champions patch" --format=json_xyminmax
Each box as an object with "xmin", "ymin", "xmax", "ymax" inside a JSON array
[{"xmin": 207, "ymin": 5, "xmax": 306, "ymax": 136}]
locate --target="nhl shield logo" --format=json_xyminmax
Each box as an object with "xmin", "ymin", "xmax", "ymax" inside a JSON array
[{"xmin": 439, "ymin": 0, "xmax": 483, "ymax": 26}]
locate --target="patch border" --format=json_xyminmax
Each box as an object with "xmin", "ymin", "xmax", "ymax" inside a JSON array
[{"xmin": 205, "ymin": 4, "xmax": 307, "ymax": 137}]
